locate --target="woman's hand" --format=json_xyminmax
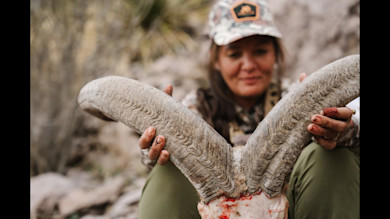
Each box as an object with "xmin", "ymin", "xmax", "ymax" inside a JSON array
[
  {"xmin": 308, "ymin": 107, "xmax": 355, "ymax": 150},
  {"xmin": 138, "ymin": 85, "xmax": 172, "ymax": 165},
  {"xmin": 299, "ymin": 73, "xmax": 355, "ymax": 150}
]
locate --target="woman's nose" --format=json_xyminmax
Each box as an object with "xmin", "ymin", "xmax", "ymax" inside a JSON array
[{"xmin": 241, "ymin": 54, "xmax": 256, "ymax": 72}]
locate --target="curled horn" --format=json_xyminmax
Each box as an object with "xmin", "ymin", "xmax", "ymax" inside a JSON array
[
  {"xmin": 241, "ymin": 54, "xmax": 360, "ymax": 197},
  {"xmin": 78, "ymin": 54, "xmax": 360, "ymax": 204},
  {"xmin": 78, "ymin": 77, "xmax": 242, "ymax": 203}
]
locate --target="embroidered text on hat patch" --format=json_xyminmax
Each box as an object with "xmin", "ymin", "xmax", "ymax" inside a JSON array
[{"xmin": 230, "ymin": 1, "xmax": 259, "ymax": 22}]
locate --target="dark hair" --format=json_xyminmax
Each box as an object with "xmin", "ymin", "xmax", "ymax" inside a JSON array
[{"xmin": 196, "ymin": 36, "xmax": 287, "ymax": 143}]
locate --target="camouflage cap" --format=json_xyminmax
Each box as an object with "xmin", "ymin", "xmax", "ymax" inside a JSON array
[{"xmin": 208, "ymin": 0, "xmax": 282, "ymax": 46}]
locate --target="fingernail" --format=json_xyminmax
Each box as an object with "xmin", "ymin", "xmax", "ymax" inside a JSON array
[
  {"xmin": 308, "ymin": 124, "xmax": 317, "ymax": 131},
  {"xmin": 311, "ymin": 115, "xmax": 320, "ymax": 123},
  {"xmin": 156, "ymin": 136, "xmax": 162, "ymax": 144},
  {"xmin": 148, "ymin": 127, "xmax": 155, "ymax": 135},
  {"xmin": 161, "ymin": 151, "xmax": 168, "ymax": 159},
  {"xmin": 323, "ymin": 108, "xmax": 338, "ymax": 117}
]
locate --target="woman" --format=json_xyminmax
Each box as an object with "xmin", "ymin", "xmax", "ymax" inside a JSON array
[{"xmin": 138, "ymin": 0, "xmax": 359, "ymax": 218}]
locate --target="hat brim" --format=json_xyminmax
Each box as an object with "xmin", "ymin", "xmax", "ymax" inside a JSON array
[{"xmin": 213, "ymin": 26, "xmax": 282, "ymax": 46}]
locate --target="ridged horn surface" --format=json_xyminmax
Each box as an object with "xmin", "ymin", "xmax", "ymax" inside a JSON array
[
  {"xmin": 78, "ymin": 54, "xmax": 360, "ymax": 203},
  {"xmin": 78, "ymin": 76, "xmax": 240, "ymax": 203},
  {"xmin": 241, "ymin": 54, "xmax": 360, "ymax": 197}
]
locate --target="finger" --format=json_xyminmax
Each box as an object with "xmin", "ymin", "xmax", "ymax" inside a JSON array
[
  {"xmin": 148, "ymin": 135, "xmax": 166, "ymax": 160},
  {"xmin": 299, "ymin": 73, "xmax": 307, "ymax": 83},
  {"xmin": 320, "ymin": 107, "xmax": 354, "ymax": 121},
  {"xmin": 311, "ymin": 114, "xmax": 349, "ymax": 133},
  {"xmin": 162, "ymin": 84, "xmax": 173, "ymax": 96},
  {"xmin": 157, "ymin": 150, "xmax": 170, "ymax": 165},
  {"xmin": 138, "ymin": 126, "xmax": 155, "ymax": 149},
  {"xmin": 313, "ymin": 136, "xmax": 337, "ymax": 150},
  {"xmin": 308, "ymin": 123, "xmax": 340, "ymax": 141}
]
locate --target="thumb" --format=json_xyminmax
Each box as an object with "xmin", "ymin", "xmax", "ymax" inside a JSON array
[
  {"xmin": 162, "ymin": 84, "xmax": 173, "ymax": 96},
  {"xmin": 299, "ymin": 73, "xmax": 307, "ymax": 83}
]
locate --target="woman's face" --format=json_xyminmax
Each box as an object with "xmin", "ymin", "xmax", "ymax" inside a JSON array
[{"xmin": 215, "ymin": 35, "xmax": 276, "ymax": 108}]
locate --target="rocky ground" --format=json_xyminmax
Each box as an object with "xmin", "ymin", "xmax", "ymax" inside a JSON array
[
  {"xmin": 30, "ymin": 51, "xmax": 210, "ymax": 219},
  {"xmin": 30, "ymin": 0, "xmax": 359, "ymax": 218},
  {"xmin": 31, "ymin": 171, "xmax": 144, "ymax": 219}
]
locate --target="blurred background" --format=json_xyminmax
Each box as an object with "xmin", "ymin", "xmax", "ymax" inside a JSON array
[{"xmin": 30, "ymin": 0, "xmax": 359, "ymax": 218}]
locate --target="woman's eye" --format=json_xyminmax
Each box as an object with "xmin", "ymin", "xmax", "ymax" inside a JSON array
[
  {"xmin": 255, "ymin": 49, "xmax": 267, "ymax": 55},
  {"xmin": 228, "ymin": 52, "xmax": 240, "ymax": 58}
]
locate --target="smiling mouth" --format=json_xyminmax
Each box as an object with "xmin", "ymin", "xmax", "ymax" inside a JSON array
[{"xmin": 240, "ymin": 76, "xmax": 262, "ymax": 84}]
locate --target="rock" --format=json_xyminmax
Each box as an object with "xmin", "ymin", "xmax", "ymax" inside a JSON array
[
  {"xmin": 30, "ymin": 172, "xmax": 76, "ymax": 219},
  {"xmin": 139, "ymin": 54, "xmax": 208, "ymax": 101},
  {"xmin": 58, "ymin": 176, "xmax": 125, "ymax": 216},
  {"xmin": 269, "ymin": 0, "xmax": 359, "ymax": 85},
  {"xmin": 108, "ymin": 190, "xmax": 142, "ymax": 218},
  {"xmin": 106, "ymin": 177, "xmax": 146, "ymax": 218}
]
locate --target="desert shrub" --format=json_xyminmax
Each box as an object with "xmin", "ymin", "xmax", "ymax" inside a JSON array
[{"xmin": 30, "ymin": 0, "xmax": 211, "ymax": 176}]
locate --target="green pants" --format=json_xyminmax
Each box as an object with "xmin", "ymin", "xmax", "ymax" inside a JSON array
[{"xmin": 138, "ymin": 142, "xmax": 359, "ymax": 219}]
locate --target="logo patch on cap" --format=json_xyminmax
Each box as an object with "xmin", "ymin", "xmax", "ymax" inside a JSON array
[{"xmin": 230, "ymin": 1, "xmax": 259, "ymax": 22}]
